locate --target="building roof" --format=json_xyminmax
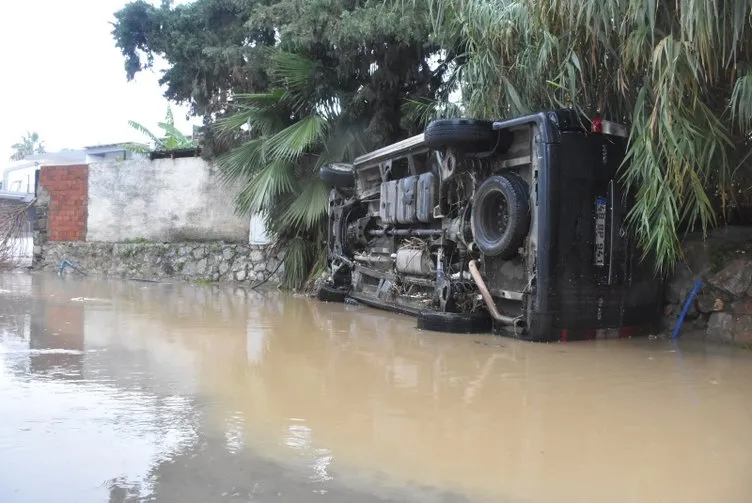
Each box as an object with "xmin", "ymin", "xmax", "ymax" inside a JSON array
[
  {"xmin": 3, "ymin": 150, "xmax": 88, "ymax": 179},
  {"xmin": 83, "ymin": 143, "xmax": 132, "ymax": 154},
  {"xmin": 0, "ymin": 190, "xmax": 35, "ymax": 203},
  {"xmin": 23, "ymin": 150, "xmax": 87, "ymax": 164}
]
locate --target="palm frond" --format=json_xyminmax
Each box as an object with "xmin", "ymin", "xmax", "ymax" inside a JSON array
[
  {"xmin": 231, "ymin": 159, "xmax": 296, "ymax": 216},
  {"xmin": 269, "ymin": 51, "xmax": 315, "ymax": 95},
  {"xmin": 417, "ymin": 0, "xmax": 752, "ymax": 271},
  {"xmin": 279, "ymin": 236, "xmax": 317, "ymax": 290},
  {"xmin": 265, "ymin": 115, "xmax": 329, "ymax": 162},
  {"xmin": 216, "ymin": 138, "xmax": 265, "ymax": 186},
  {"xmin": 230, "ymin": 89, "xmax": 288, "ymax": 106},
  {"xmin": 215, "ymin": 104, "xmax": 285, "ymax": 138},
  {"xmin": 278, "ymin": 178, "xmax": 330, "ymax": 232}
]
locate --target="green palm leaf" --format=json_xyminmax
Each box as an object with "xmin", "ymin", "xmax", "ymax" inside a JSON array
[
  {"xmin": 729, "ymin": 72, "xmax": 752, "ymax": 131},
  {"xmin": 232, "ymin": 159, "xmax": 296, "ymax": 216},
  {"xmin": 269, "ymin": 51, "xmax": 316, "ymax": 98},
  {"xmin": 215, "ymin": 104, "xmax": 285, "ymax": 138},
  {"xmin": 279, "ymin": 236, "xmax": 316, "ymax": 290},
  {"xmin": 279, "ymin": 178, "xmax": 330, "ymax": 232},
  {"xmin": 216, "ymin": 138, "xmax": 264, "ymax": 184},
  {"xmin": 414, "ymin": 0, "xmax": 752, "ymax": 271},
  {"xmin": 266, "ymin": 115, "xmax": 329, "ymax": 162}
]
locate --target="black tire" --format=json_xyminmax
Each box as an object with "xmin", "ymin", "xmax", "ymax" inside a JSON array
[
  {"xmin": 320, "ymin": 163, "xmax": 354, "ymax": 189},
  {"xmin": 424, "ymin": 118, "xmax": 499, "ymax": 152},
  {"xmin": 417, "ymin": 310, "xmax": 492, "ymax": 334},
  {"xmin": 316, "ymin": 284, "xmax": 349, "ymax": 303},
  {"xmin": 471, "ymin": 173, "xmax": 530, "ymax": 259}
]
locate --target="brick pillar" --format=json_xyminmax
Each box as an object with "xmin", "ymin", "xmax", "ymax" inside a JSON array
[{"xmin": 38, "ymin": 165, "xmax": 88, "ymax": 242}]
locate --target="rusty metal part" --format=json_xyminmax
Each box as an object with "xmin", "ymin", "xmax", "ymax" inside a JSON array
[{"xmin": 468, "ymin": 260, "xmax": 519, "ymax": 326}]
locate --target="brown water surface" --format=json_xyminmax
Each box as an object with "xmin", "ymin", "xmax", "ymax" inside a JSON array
[{"xmin": 1, "ymin": 271, "xmax": 751, "ymax": 502}]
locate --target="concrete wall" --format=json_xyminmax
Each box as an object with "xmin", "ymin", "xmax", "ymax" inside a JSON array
[{"xmin": 86, "ymin": 157, "xmax": 249, "ymax": 243}]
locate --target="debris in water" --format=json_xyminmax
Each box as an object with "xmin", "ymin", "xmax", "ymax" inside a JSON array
[{"xmin": 70, "ymin": 297, "xmax": 110, "ymax": 303}]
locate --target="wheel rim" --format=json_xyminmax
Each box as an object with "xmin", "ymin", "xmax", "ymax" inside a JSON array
[{"xmin": 478, "ymin": 189, "xmax": 509, "ymax": 245}]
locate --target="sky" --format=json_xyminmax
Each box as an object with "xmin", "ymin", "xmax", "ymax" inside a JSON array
[{"xmin": 0, "ymin": 0, "xmax": 200, "ymax": 161}]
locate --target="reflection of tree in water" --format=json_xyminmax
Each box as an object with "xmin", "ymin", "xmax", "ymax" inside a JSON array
[
  {"xmin": 201, "ymin": 295, "xmax": 537, "ymax": 496},
  {"xmin": 105, "ymin": 401, "xmax": 467, "ymax": 503},
  {"xmin": 4, "ymin": 276, "xmax": 509, "ymax": 502}
]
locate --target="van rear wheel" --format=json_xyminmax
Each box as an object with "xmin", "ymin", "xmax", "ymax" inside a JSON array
[{"xmin": 424, "ymin": 119, "xmax": 499, "ymax": 152}]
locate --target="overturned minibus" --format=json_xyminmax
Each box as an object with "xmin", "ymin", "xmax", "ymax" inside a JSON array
[{"xmin": 316, "ymin": 110, "xmax": 664, "ymax": 341}]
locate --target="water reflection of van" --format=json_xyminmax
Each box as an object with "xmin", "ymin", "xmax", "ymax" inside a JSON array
[{"xmin": 316, "ymin": 110, "xmax": 664, "ymax": 341}]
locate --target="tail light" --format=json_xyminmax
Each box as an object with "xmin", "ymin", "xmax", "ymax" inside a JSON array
[
  {"xmin": 591, "ymin": 117, "xmax": 603, "ymax": 133},
  {"xmin": 591, "ymin": 117, "xmax": 628, "ymax": 138}
]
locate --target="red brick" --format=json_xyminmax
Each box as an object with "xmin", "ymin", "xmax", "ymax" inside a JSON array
[{"xmin": 41, "ymin": 165, "xmax": 88, "ymax": 242}]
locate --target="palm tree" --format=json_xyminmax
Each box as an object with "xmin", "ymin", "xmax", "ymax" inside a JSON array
[
  {"xmin": 126, "ymin": 106, "xmax": 197, "ymax": 153},
  {"xmin": 10, "ymin": 131, "xmax": 45, "ymax": 161},
  {"xmin": 215, "ymin": 51, "xmax": 368, "ymax": 289},
  {"xmin": 407, "ymin": 0, "xmax": 752, "ymax": 273}
]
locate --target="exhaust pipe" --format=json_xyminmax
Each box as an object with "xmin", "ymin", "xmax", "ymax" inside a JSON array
[{"xmin": 468, "ymin": 260, "xmax": 520, "ymax": 327}]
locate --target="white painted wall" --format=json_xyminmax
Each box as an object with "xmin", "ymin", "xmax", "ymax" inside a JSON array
[
  {"xmin": 87, "ymin": 157, "xmax": 251, "ymax": 243},
  {"xmin": 249, "ymin": 212, "xmax": 271, "ymax": 245}
]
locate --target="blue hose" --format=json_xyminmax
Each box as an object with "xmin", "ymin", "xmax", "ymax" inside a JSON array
[
  {"xmin": 58, "ymin": 259, "xmax": 86, "ymax": 276},
  {"xmin": 671, "ymin": 279, "xmax": 703, "ymax": 340}
]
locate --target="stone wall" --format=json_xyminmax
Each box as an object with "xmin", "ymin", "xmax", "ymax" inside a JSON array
[
  {"xmin": 37, "ymin": 241, "xmax": 285, "ymax": 284},
  {"xmin": 664, "ymin": 226, "xmax": 752, "ymax": 347},
  {"xmin": 32, "ymin": 182, "xmax": 49, "ymax": 266}
]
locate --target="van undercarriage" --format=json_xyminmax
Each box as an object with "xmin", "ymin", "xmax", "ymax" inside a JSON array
[{"xmin": 317, "ymin": 111, "xmax": 664, "ymax": 341}]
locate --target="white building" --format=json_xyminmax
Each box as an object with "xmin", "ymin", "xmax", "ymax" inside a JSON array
[{"xmin": 2, "ymin": 145, "xmax": 145, "ymax": 194}]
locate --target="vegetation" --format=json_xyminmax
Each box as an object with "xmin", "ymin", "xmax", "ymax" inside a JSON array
[
  {"xmin": 114, "ymin": 0, "xmax": 752, "ymax": 281},
  {"xmin": 409, "ymin": 0, "xmax": 752, "ymax": 273},
  {"xmin": 113, "ymin": 0, "xmax": 448, "ymax": 288},
  {"xmin": 9, "ymin": 131, "xmax": 45, "ymax": 161},
  {"xmin": 125, "ymin": 106, "xmax": 197, "ymax": 154}
]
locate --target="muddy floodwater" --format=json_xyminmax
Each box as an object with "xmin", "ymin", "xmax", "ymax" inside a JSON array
[{"xmin": 1, "ymin": 272, "xmax": 752, "ymax": 503}]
